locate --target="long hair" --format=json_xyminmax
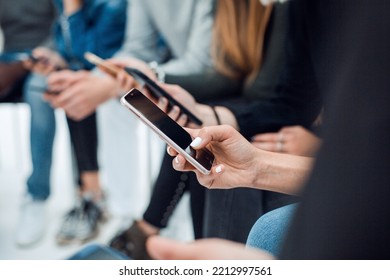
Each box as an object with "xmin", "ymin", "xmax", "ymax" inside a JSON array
[{"xmin": 212, "ymin": 0, "xmax": 273, "ymax": 83}]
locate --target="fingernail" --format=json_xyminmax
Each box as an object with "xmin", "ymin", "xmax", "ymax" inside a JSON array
[
  {"xmin": 166, "ymin": 146, "xmax": 171, "ymax": 154},
  {"xmin": 175, "ymin": 156, "xmax": 179, "ymax": 164},
  {"xmin": 215, "ymin": 166, "xmax": 222, "ymax": 173},
  {"xmin": 190, "ymin": 137, "xmax": 202, "ymax": 148}
]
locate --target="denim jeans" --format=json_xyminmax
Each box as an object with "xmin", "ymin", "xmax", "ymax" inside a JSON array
[
  {"xmin": 246, "ymin": 203, "xmax": 297, "ymax": 257},
  {"xmin": 24, "ymin": 73, "xmax": 56, "ymax": 201}
]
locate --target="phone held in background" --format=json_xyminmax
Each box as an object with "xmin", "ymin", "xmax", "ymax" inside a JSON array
[
  {"xmin": 84, "ymin": 52, "xmax": 203, "ymax": 126},
  {"xmin": 120, "ymin": 88, "xmax": 214, "ymax": 175}
]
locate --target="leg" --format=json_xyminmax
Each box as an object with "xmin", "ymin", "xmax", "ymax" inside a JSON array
[
  {"xmin": 24, "ymin": 73, "xmax": 56, "ymax": 201},
  {"xmin": 203, "ymin": 188, "xmax": 264, "ymax": 243},
  {"xmin": 57, "ymin": 112, "xmax": 104, "ymax": 244},
  {"xmin": 66, "ymin": 113, "xmax": 100, "ymax": 195},
  {"xmin": 110, "ymin": 152, "xmax": 192, "ymax": 259},
  {"xmin": 188, "ymin": 172, "xmax": 205, "ymax": 239},
  {"xmin": 16, "ymin": 73, "xmax": 56, "ymax": 247},
  {"xmin": 143, "ymin": 153, "xmax": 189, "ymax": 229},
  {"xmin": 246, "ymin": 203, "xmax": 297, "ymax": 257}
]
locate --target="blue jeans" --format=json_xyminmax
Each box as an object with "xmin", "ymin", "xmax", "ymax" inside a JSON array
[
  {"xmin": 246, "ymin": 203, "xmax": 297, "ymax": 257},
  {"xmin": 24, "ymin": 73, "xmax": 56, "ymax": 200}
]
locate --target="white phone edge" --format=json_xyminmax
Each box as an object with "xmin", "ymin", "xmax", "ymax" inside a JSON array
[{"xmin": 120, "ymin": 96, "xmax": 211, "ymax": 175}]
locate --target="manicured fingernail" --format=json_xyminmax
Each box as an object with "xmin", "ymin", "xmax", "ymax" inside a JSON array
[
  {"xmin": 175, "ymin": 156, "xmax": 179, "ymax": 164},
  {"xmin": 167, "ymin": 146, "xmax": 171, "ymax": 154},
  {"xmin": 190, "ymin": 137, "xmax": 202, "ymax": 148},
  {"xmin": 215, "ymin": 166, "xmax": 222, "ymax": 173}
]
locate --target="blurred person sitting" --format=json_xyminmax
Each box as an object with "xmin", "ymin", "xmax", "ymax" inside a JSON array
[
  {"xmin": 147, "ymin": 0, "xmax": 390, "ymax": 260},
  {"xmin": 107, "ymin": 0, "xmax": 310, "ymax": 259},
  {"xmin": 16, "ymin": 0, "xmax": 127, "ymax": 247},
  {"xmin": 44, "ymin": 0, "xmax": 215, "ymax": 230},
  {"xmin": 0, "ymin": 0, "xmax": 55, "ymax": 102}
]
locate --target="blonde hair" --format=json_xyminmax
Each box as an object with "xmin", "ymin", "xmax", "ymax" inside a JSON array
[{"xmin": 212, "ymin": 0, "xmax": 273, "ymax": 83}]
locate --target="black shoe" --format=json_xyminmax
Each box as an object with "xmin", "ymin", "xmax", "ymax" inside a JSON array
[
  {"xmin": 109, "ymin": 222, "xmax": 152, "ymax": 260},
  {"xmin": 56, "ymin": 197, "xmax": 104, "ymax": 245}
]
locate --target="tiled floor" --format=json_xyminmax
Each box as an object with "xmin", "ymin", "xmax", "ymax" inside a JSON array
[{"xmin": 0, "ymin": 104, "xmax": 193, "ymax": 260}]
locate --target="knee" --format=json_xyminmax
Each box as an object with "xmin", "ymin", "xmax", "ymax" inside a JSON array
[
  {"xmin": 246, "ymin": 204, "xmax": 297, "ymax": 256},
  {"xmin": 24, "ymin": 74, "xmax": 48, "ymax": 107}
]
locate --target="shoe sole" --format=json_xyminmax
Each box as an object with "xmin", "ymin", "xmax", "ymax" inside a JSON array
[
  {"xmin": 56, "ymin": 227, "xmax": 99, "ymax": 246},
  {"xmin": 55, "ymin": 216, "xmax": 108, "ymax": 246}
]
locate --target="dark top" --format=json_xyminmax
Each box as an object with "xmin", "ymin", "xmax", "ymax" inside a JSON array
[
  {"xmin": 0, "ymin": 0, "xmax": 56, "ymax": 52},
  {"xmin": 280, "ymin": 0, "xmax": 390, "ymax": 259},
  {"xmin": 167, "ymin": 2, "xmax": 322, "ymax": 139},
  {"xmin": 167, "ymin": 2, "xmax": 305, "ymax": 211}
]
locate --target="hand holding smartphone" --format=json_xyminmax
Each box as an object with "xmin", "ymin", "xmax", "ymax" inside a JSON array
[
  {"xmin": 120, "ymin": 88, "xmax": 214, "ymax": 175},
  {"xmin": 84, "ymin": 52, "xmax": 203, "ymax": 126}
]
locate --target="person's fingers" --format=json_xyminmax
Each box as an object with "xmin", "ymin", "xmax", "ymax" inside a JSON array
[
  {"xmin": 252, "ymin": 142, "xmax": 278, "ymax": 152},
  {"xmin": 176, "ymin": 113, "xmax": 188, "ymax": 127},
  {"xmin": 146, "ymin": 236, "xmax": 194, "ymax": 260},
  {"xmin": 167, "ymin": 105, "xmax": 181, "ymax": 121},
  {"xmin": 159, "ymin": 83, "xmax": 183, "ymax": 97},
  {"xmin": 251, "ymin": 132, "xmax": 280, "ymax": 142},
  {"xmin": 280, "ymin": 125, "xmax": 300, "ymax": 133},
  {"xmin": 116, "ymin": 70, "xmax": 132, "ymax": 90},
  {"xmin": 166, "ymin": 145, "xmax": 178, "ymax": 156},
  {"xmin": 147, "ymin": 236, "xmax": 273, "ymax": 260},
  {"xmin": 172, "ymin": 154, "xmax": 195, "ymax": 172},
  {"xmin": 157, "ymin": 97, "xmax": 168, "ymax": 112},
  {"xmin": 186, "ymin": 125, "xmax": 239, "ymax": 150}
]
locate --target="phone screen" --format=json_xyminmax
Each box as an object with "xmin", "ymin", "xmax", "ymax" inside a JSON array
[{"xmin": 121, "ymin": 89, "xmax": 214, "ymax": 174}]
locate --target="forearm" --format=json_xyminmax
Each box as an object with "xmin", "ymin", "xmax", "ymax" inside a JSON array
[{"xmin": 252, "ymin": 150, "xmax": 314, "ymax": 195}]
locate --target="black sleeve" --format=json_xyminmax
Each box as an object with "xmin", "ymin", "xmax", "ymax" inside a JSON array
[
  {"xmin": 280, "ymin": 0, "xmax": 390, "ymax": 259},
  {"xmin": 165, "ymin": 70, "xmax": 242, "ymax": 103}
]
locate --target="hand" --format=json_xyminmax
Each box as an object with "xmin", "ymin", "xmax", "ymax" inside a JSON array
[
  {"xmin": 108, "ymin": 57, "xmax": 157, "ymax": 92},
  {"xmin": 251, "ymin": 126, "xmax": 322, "ymax": 157},
  {"xmin": 157, "ymin": 83, "xmax": 200, "ymax": 128},
  {"xmin": 63, "ymin": 0, "xmax": 82, "ymax": 15},
  {"xmin": 24, "ymin": 47, "xmax": 67, "ymax": 75},
  {"xmin": 167, "ymin": 125, "xmax": 260, "ymax": 189},
  {"xmin": 147, "ymin": 236, "xmax": 274, "ymax": 260},
  {"xmin": 45, "ymin": 70, "xmax": 119, "ymax": 120}
]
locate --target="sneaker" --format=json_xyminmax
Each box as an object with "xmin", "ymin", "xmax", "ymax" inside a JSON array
[
  {"xmin": 15, "ymin": 196, "xmax": 46, "ymax": 247},
  {"xmin": 56, "ymin": 196, "xmax": 105, "ymax": 245},
  {"xmin": 109, "ymin": 221, "xmax": 152, "ymax": 260}
]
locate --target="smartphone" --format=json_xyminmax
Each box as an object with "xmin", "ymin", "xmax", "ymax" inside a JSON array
[
  {"xmin": 121, "ymin": 88, "xmax": 214, "ymax": 175},
  {"xmin": 84, "ymin": 52, "xmax": 203, "ymax": 126}
]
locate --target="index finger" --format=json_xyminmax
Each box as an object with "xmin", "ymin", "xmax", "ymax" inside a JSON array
[{"xmin": 185, "ymin": 125, "xmax": 239, "ymax": 150}]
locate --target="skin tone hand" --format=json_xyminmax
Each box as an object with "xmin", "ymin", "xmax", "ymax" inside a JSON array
[
  {"xmin": 147, "ymin": 236, "xmax": 274, "ymax": 260},
  {"xmin": 23, "ymin": 47, "xmax": 67, "ymax": 75},
  {"xmin": 167, "ymin": 125, "xmax": 313, "ymax": 195},
  {"xmin": 63, "ymin": 0, "xmax": 82, "ymax": 15},
  {"xmin": 45, "ymin": 70, "xmax": 119, "ymax": 120},
  {"xmin": 157, "ymin": 83, "xmax": 200, "ymax": 128},
  {"xmin": 251, "ymin": 125, "xmax": 322, "ymax": 157},
  {"xmin": 107, "ymin": 57, "xmax": 157, "ymax": 92}
]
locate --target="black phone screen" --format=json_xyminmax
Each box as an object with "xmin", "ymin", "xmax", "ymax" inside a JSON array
[{"xmin": 123, "ymin": 89, "xmax": 214, "ymax": 172}]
